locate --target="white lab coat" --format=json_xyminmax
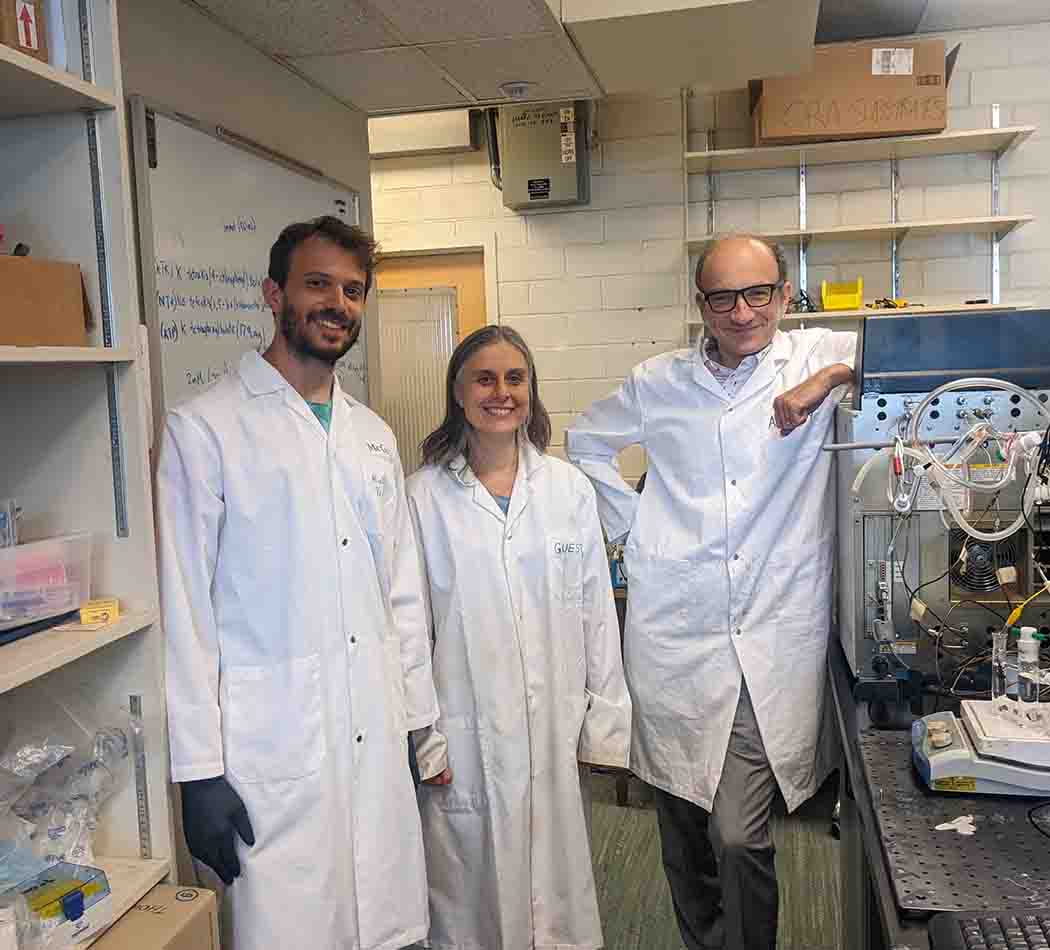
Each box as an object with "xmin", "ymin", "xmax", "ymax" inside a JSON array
[
  {"xmin": 566, "ymin": 329, "xmax": 856, "ymax": 813},
  {"xmin": 155, "ymin": 351, "xmax": 439, "ymax": 950},
  {"xmin": 406, "ymin": 444, "xmax": 631, "ymax": 950}
]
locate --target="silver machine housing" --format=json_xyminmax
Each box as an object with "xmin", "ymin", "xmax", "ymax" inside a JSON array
[{"xmin": 833, "ymin": 310, "xmax": 1050, "ymax": 697}]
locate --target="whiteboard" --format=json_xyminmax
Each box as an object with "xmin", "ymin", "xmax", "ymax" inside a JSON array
[{"xmin": 130, "ymin": 100, "xmax": 367, "ymax": 422}]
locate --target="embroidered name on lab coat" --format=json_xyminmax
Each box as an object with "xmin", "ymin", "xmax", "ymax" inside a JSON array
[{"xmin": 553, "ymin": 542, "xmax": 583, "ymax": 555}]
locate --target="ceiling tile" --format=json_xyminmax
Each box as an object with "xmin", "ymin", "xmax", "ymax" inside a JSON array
[
  {"xmin": 423, "ymin": 35, "xmax": 597, "ymax": 101},
  {"xmin": 289, "ymin": 47, "xmax": 471, "ymax": 113},
  {"xmin": 918, "ymin": 0, "xmax": 1050, "ymax": 32},
  {"xmin": 373, "ymin": 0, "xmax": 554, "ymax": 43},
  {"xmin": 194, "ymin": 0, "xmax": 401, "ymax": 56}
]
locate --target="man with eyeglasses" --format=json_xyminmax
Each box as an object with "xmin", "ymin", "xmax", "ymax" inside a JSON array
[{"xmin": 566, "ymin": 234, "xmax": 856, "ymax": 950}]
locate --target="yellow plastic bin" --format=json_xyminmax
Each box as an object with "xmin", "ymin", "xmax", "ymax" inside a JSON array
[{"xmin": 821, "ymin": 278, "xmax": 864, "ymax": 311}]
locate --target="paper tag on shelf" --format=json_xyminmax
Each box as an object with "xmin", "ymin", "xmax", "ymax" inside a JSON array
[{"xmin": 872, "ymin": 48, "xmax": 914, "ymax": 76}]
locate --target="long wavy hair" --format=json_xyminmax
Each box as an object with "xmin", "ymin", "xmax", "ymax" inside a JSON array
[{"xmin": 420, "ymin": 325, "xmax": 552, "ymax": 468}]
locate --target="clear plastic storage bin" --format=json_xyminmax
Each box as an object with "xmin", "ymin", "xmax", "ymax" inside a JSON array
[{"xmin": 0, "ymin": 534, "xmax": 93, "ymax": 633}]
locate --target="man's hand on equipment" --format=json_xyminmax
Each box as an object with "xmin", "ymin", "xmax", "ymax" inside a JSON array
[
  {"xmin": 181, "ymin": 775, "xmax": 255, "ymax": 885},
  {"xmin": 772, "ymin": 363, "xmax": 854, "ymax": 434}
]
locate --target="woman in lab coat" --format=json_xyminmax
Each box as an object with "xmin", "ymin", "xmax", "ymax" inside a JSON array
[{"xmin": 407, "ymin": 325, "xmax": 631, "ymax": 950}]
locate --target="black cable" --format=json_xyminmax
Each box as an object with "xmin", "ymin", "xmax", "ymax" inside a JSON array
[
  {"xmin": 952, "ymin": 599, "xmax": 1008, "ymax": 623},
  {"xmin": 1028, "ymin": 801, "xmax": 1050, "ymax": 842}
]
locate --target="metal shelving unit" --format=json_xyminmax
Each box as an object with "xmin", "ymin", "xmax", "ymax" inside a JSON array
[
  {"xmin": 682, "ymin": 108, "xmax": 1036, "ymax": 340},
  {"xmin": 0, "ymin": 0, "xmax": 175, "ymax": 931}
]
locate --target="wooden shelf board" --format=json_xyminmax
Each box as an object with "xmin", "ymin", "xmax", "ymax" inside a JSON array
[
  {"xmin": 685, "ymin": 126, "xmax": 1036, "ymax": 174},
  {"xmin": 83, "ymin": 857, "xmax": 171, "ymax": 947},
  {"xmin": 0, "ymin": 608, "xmax": 157, "ymax": 695},
  {"xmin": 0, "ymin": 346, "xmax": 135, "ymax": 365},
  {"xmin": 686, "ymin": 215, "xmax": 1034, "ymax": 250},
  {"xmin": 686, "ymin": 302, "xmax": 1034, "ymax": 326},
  {"xmin": 0, "ymin": 44, "xmax": 116, "ymax": 117}
]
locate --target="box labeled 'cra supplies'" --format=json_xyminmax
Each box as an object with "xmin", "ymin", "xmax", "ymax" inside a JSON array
[{"xmin": 750, "ymin": 39, "xmax": 959, "ymax": 145}]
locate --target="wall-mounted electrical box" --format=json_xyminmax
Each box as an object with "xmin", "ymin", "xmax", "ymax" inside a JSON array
[{"xmin": 498, "ymin": 101, "xmax": 589, "ymax": 211}]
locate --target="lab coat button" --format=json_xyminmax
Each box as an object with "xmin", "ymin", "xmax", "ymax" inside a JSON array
[
  {"xmin": 349, "ymin": 635, "xmax": 357, "ymax": 644},
  {"xmin": 356, "ymin": 733, "xmax": 364, "ymax": 743},
  {"xmin": 341, "ymin": 538, "xmax": 349, "ymax": 547},
  {"xmin": 733, "ymin": 554, "xmax": 740, "ymax": 561},
  {"xmin": 730, "ymin": 479, "xmax": 737, "ymax": 487},
  {"xmin": 735, "ymin": 627, "xmax": 742, "ymax": 636}
]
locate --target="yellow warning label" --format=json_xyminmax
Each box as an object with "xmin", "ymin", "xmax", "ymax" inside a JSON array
[
  {"xmin": 933, "ymin": 776, "xmax": 977, "ymax": 793},
  {"xmin": 80, "ymin": 598, "xmax": 120, "ymax": 625}
]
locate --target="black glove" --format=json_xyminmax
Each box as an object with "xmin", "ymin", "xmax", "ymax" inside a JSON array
[{"xmin": 181, "ymin": 775, "xmax": 255, "ymax": 885}]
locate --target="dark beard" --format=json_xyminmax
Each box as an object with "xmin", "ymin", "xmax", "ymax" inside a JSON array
[{"xmin": 279, "ymin": 302, "xmax": 360, "ymax": 365}]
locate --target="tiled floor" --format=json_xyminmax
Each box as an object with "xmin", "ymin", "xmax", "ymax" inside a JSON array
[{"xmin": 590, "ymin": 771, "xmax": 843, "ymax": 950}]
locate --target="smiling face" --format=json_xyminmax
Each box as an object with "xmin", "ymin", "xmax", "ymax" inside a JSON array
[
  {"xmin": 262, "ymin": 235, "xmax": 366, "ymax": 366},
  {"xmin": 455, "ymin": 341, "xmax": 531, "ymax": 440},
  {"xmin": 697, "ymin": 237, "xmax": 790, "ymax": 368}
]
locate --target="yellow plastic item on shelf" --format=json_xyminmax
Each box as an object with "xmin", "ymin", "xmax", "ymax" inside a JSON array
[
  {"xmin": 821, "ymin": 277, "xmax": 864, "ymax": 311},
  {"xmin": 80, "ymin": 598, "xmax": 120, "ymax": 625}
]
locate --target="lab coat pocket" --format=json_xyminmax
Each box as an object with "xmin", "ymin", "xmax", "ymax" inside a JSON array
[
  {"xmin": 552, "ymin": 540, "xmax": 585, "ymax": 606},
  {"xmin": 223, "ymin": 654, "xmax": 326, "ymax": 783}
]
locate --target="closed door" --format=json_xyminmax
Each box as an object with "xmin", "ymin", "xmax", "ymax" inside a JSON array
[
  {"xmin": 376, "ymin": 252, "xmax": 485, "ymax": 341},
  {"xmin": 377, "ymin": 287, "xmax": 457, "ymax": 474}
]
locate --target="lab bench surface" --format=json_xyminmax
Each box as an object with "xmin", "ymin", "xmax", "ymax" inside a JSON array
[{"xmin": 830, "ymin": 641, "xmax": 1050, "ymax": 950}]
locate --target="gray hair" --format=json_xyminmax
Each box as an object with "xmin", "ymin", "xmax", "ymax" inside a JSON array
[{"xmin": 694, "ymin": 233, "xmax": 789, "ymax": 289}]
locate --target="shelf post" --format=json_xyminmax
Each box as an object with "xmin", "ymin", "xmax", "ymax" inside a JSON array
[
  {"xmin": 991, "ymin": 103, "xmax": 1002, "ymax": 305},
  {"xmin": 706, "ymin": 128, "xmax": 715, "ymax": 237},
  {"xmin": 890, "ymin": 157, "xmax": 901, "ymax": 299},
  {"xmin": 798, "ymin": 156, "xmax": 807, "ymax": 297}
]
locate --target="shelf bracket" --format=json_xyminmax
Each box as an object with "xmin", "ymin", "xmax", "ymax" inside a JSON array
[
  {"xmin": 798, "ymin": 156, "xmax": 808, "ymax": 296},
  {"xmin": 890, "ymin": 158, "xmax": 901, "ymax": 299},
  {"xmin": 706, "ymin": 128, "xmax": 716, "ymax": 238}
]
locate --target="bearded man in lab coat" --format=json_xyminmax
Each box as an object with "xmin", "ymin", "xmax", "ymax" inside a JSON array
[
  {"xmin": 566, "ymin": 235, "xmax": 856, "ymax": 950},
  {"xmin": 155, "ymin": 216, "xmax": 440, "ymax": 950}
]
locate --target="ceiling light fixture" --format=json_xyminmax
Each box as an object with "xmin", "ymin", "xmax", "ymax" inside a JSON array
[{"xmin": 499, "ymin": 81, "xmax": 535, "ymax": 100}]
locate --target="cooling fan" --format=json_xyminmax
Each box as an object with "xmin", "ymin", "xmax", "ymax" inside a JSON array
[{"xmin": 949, "ymin": 529, "xmax": 1020, "ymax": 594}]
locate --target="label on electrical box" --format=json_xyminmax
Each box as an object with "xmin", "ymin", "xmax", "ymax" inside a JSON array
[
  {"xmin": 872, "ymin": 48, "xmax": 914, "ymax": 76},
  {"xmin": 933, "ymin": 776, "xmax": 977, "ymax": 793},
  {"xmin": 878, "ymin": 641, "xmax": 918, "ymax": 655},
  {"xmin": 559, "ymin": 106, "xmax": 577, "ymax": 164},
  {"xmin": 527, "ymin": 178, "xmax": 551, "ymax": 201}
]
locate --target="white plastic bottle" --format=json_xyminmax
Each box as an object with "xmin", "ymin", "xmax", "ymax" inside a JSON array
[{"xmin": 1017, "ymin": 626, "xmax": 1041, "ymax": 711}]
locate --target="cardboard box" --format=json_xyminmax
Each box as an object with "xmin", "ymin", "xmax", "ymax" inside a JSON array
[
  {"xmin": 1, "ymin": 0, "xmax": 49, "ymax": 64},
  {"xmin": 92, "ymin": 885, "xmax": 219, "ymax": 950},
  {"xmin": 0, "ymin": 257, "xmax": 90, "ymax": 347},
  {"xmin": 750, "ymin": 40, "xmax": 959, "ymax": 145}
]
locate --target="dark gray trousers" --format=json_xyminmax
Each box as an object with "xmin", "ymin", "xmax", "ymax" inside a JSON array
[{"xmin": 653, "ymin": 681, "xmax": 779, "ymax": 950}]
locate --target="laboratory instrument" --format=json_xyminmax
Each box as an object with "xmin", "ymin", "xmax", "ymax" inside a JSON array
[{"xmin": 832, "ymin": 309, "xmax": 1050, "ymax": 792}]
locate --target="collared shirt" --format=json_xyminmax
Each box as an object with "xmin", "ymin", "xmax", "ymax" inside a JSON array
[{"xmin": 702, "ymin": 336, "xmax": 772, "ymax": 398}]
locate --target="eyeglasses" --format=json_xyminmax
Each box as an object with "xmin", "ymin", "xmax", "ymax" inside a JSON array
[{"xmin": 697, "ymin": 281, "xmax": 785, "ymax": 314}]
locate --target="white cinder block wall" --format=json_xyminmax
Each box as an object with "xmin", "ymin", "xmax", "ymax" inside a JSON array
[{"xmin": 372, "ymin": 22, "xmax": 1050, "ymax": 474}]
